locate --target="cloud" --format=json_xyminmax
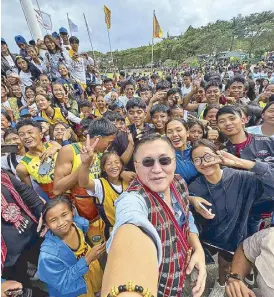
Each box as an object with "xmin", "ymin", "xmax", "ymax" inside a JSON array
[{"xmin": 1, "ymin": 0, "xmax": 273, "ymax": 54}]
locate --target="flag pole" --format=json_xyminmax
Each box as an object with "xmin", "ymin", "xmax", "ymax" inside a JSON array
[
  {"xmin": 67, "ymin": 13, "xmax": 72, "ymax": 36},
  {"xmin": 151, "ymin": 10, "xmax": 155, "ymax": 74},
  {"xmin": 83, "ymin": 13, "xmax": 96, "ymax": 62},
  {"xmin": 107, "ymin": 27, "xmax": 114, "ymax": 66}
]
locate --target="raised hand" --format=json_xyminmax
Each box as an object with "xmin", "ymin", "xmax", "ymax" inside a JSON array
[{"xmin": 80, "ymin": 135, "xmax": 99, "ymax": 166}]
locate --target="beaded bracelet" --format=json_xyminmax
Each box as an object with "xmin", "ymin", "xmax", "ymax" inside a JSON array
[{"xmin": 106, "ymin": 281, "xmax": 154, "ymax": 297}]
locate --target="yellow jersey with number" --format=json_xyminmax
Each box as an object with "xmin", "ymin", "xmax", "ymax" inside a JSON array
[{"xmin": 20, "ymin": 143, "xmax": 57, "ymax": 198}]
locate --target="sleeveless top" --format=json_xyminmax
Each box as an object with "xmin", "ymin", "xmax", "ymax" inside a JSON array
[
  {"xmin": 20, "ymin": 143, "xmax": 56, "ymax": 198},
  {"xmin": 127, "ymin": 175, "xmax": 192, "ymax": 297},
  {"xmin": 94, "ymin": 178, "xmax": 128, "ymax": 239},
  {"xmin": 41, "ymin": 108, "xmax": 69, "ymax": 125},
  {"xmin": 69, "ymin": 143, "xmax": 101, "ymax": 221}
]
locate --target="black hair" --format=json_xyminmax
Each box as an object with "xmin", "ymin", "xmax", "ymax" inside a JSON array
[
  {"xmin": 151, "ymin": 73, "xmax": 159, "ymax": 79},
  {"xmin": 42, "ymin": 196, "xmax": 73, "ymax": 223},
  {"xmin": 103, "ymin": 111, "xmax": 125, "ymax": 122},
  {"xmin": 80, "ymin": 117, "xmax": 94, "ymax": 130},
  {"xmin": 100, "ymin": 151, "xmax": 124, "ymax": 178},
  {"xmin": 150, "ymin": 104, "xmax": 169, "ymax": 117},
  {"xmin": 205, "ymin": 80, "xmax": 221, "ymax": 92},
  {"xmin": 15, "ymin": 56, "xmax": 41, "ymax": 80},
  {"xmin": 269, "ymin": 94, "xmax": 274, "ymax": 103},
  {"xmin": 126, "ymin": 97, "xmax": 146, "ymax": 112},
  {"xmin": 187, "ymin": 120, "xmax": 205, "ymax": 136},
  {"xmin": 16, "ymin": 119, "xmax": 42, "ymax": 132},
  {"xmin": 3, "ymin": 128, "xmax": 18, "ymax": 140},
  {"xmin": 103, "ymin": 78, "xmax": 113, "ymax": 84},
  {"xmin": 1, "ymin": 111, "xmax": 12, "ymax": 123},
  {"xmin": 262, "ymin": 101, "xmax": 274, "ymax": 114},
  {"xmin": 183, "ymin": 72, "xmax": 191, "ymax": 78},
  {"xmin": 156, "ymin": 80, "xmax": 171, "ymax": 91},
  {"xmin": 139, "ymin": 86, "xmax": 151, "ymax": 93},
  {"xmin": 119, "ymin": 71, "xmax": 125, "ymax": 77},
  {"xmin": 88, "ymin": 117, "xmax": 117, "ymax": 138},
  {"xmin": 25, "ymin": 86, "xmax": 35, "ymax": 96},
  {"xmin": 69, "ymin": 36, "xmax": 79, "ymax": 44},
  {"xmin": 167, "ymin": 88, "xmax": 182, "ymax": 98},
  {"xmin": 203, "ymin": 104, "xmax": 220, "ymax": 119},
  {"xmin": 191, "ymin": 138, "xmax": 218, "ymax": 159},
  {"xmin": 216, "ymin": 105, "xmax": 242, "ymax": 120},
  {"xmin": 165, "ymin": 118, "xmax": 189, "ymax": 133},
  {"xmin": 78, "ymin": 99, "xmax": 92, "ymax": 108},
  {"xmin": 133, "ymin": 133, "xmax": 175, "ymax": 160},
  {"xmin": 226, "ymin": 76, "xmax": 246, "ymax": 89}
]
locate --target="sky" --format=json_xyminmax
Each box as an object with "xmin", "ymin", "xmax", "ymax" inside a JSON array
[{"xmin": 1, "ymin": 0, "xmax": 274, "ymax": 54}]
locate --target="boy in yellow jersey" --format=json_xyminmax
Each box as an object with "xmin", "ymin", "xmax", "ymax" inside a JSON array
[
  {"xmin": 53, "ymin": 118, "xmax": 117, "ymax": 244},
  {"xmin": 16, "ymin": 119, "xmax": 62, "ymax": 199},
  {"xmin": 79, "ymin": 150, "xmax": 128, "ymax": 240}
]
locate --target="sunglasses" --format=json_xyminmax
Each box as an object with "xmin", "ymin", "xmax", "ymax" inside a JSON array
[{"xmin": 136, "ymin": 156, "xmax": 174, "ymax": 167}]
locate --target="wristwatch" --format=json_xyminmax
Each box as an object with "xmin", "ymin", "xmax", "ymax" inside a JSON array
[{"xmin": 226, "ymin": 273, "xmax": 243, "ymax": 282}]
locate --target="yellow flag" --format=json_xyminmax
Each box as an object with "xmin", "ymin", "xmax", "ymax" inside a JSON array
[
  {"xmin": 104, "ymin": 5, "xmax": 111, "ymax": 29},
  {"xmin": 153, "ymin": 13, "xmax": 163, "ymax": 38}
]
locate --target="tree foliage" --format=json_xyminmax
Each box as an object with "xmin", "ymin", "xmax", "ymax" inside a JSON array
[{"xmin": 90, "ymin": 11, "xmax": 274, "ymax": 69}]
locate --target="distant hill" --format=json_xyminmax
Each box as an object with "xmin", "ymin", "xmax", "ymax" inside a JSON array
[{"xmin": 90, "ymin": 11, "xmax": 274, "ymax": 69}]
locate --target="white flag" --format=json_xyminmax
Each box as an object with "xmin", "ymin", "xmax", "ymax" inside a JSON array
[
  {"xmin": 35, "ymin": 9, "xmax": 52, "ymax": 30},
  {"xmin": 68, "ymin": 17, "xmax": 78, "ymax": 33}
]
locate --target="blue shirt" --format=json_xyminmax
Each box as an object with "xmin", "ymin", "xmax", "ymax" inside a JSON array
[
  {"xmin": 175, "ymin": 147, "xmax": 199, "ymax": 184},
  {"xmin": 107, "ymin": 191, "xmax": 198, "ymax": 266}
]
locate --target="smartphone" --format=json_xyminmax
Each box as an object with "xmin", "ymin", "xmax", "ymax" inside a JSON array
[
  {"xmin": 1, "ymin": 144, "xmax": 18, "ymax": 155},
  {"xmin": 198, "ymin": 202, "xmax": 212, "ymax": 215},
  {"xmin": 38, "ymin": 159, "xmax": 52, "ymax": 175},
  {"xmin": 5, "ymin": 288, "xmax": 23, "ymax": 296}
]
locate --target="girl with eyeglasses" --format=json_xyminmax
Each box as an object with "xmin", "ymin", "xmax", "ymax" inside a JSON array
[
  {"xmin": 188, "ymin": 138, "xmax": 274, "ymax": 296},
  {"xmin": 101, "ymin": 133, "xmax": 206, "ymax": 297}
]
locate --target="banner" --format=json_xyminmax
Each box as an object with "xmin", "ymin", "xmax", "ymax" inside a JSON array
[
  {"xmin": 153, "ymin": 13, "xmax": 163, "ymax": 38},
  {"xmin": 35, "ymin": 9, "xmax": 52, "ymax": 30},
  {"xmin": 68, "ymin": 17, "xmax": 78, "ymax": 33},
  {"xmin": 104, "ymin": 5, "xmax": 111, "ymax": 29}
]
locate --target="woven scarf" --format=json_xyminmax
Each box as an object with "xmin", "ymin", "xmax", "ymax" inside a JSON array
[{"xmin": 1, "ymin": 172, "xmax": 38, "ymax": 270}]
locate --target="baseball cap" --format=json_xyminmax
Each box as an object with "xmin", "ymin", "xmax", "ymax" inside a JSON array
[
  {"xmin": 59, "ymin": 27, "xmax": 68, "ymax": 34},
  {"xmin": 32, "ymin": 116, "xmax": 48, "ymax": 123},
  {"xmin": 29, "ymin": 40, "xmax": 36, "ymax": 46},
  {"xmin": 1, "ymin": 38, "xmax": 7, "ymax": 45},
  {"xmin": 52, "ymin": 32, "xmax": 60, "ymax": 39},
  {"xmin": 14, "ymin": 35, "xmax": 27, "ymax": 44},
  {"xmin": 20, "ymin": 108, "xmax": 31, "ymax": 118}
]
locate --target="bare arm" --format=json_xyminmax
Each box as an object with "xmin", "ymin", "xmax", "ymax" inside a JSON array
[
  {"xmin": 231, "ymin": 243, "xmax": 253, "ymax": 277},
  {"xmin": 101, "ymin": 224, "xmax": 158, "ymax": 296},
  {"xmin": 53, "ymin": 145, "xmax": 78, "ymax": 195},
  {"xmin": 16, "ymin": 163, "xmax": 32, "ymax": 186},
  {"xmin": 78, "ymin": 163, "xmax": 95, "ymax": 191}
]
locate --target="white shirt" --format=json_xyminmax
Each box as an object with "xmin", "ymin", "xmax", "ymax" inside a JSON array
[
  {"xmin": 181, "ymin": 85, "xmax": 192, "ymax": 97},
  {"xmin": 19, "ymin": 71, "xmax": 33, "ymax": 87},
  {"xmin": 87, "ymin": 179, "xmax": 123, "ymax": 203},
  {"xmin": 246, "ymin": 125, "xmax": 274, "ymax": 138},
  {"xmin": 5, "ymin": 55, "xmax": 17, "ymax": 72}
]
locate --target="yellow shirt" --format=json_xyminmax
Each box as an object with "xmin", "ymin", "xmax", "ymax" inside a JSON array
[
  {"xmin": 20, "ymin": 143, "xmax": 57, "ymax": 198},
  {"xmin": 96, "ymin": 178, "xmax": 128, "ymax": 226},
  {"xmin": 72, "ymin": 226, "xmax": 103, "ymax": 297},
  {"xmin": 41, "ymin": 108, "xmax": 69, "ymax": 125}
]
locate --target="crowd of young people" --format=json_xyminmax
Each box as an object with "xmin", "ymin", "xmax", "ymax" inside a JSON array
[{"xmin": 1, "ymin": 29, "xmax": 274, "ymax": 297}]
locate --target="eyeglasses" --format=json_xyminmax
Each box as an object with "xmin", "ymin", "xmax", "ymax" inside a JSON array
[
  {"xmin": 136, "ymin": 156, "xmax": 174, "ymax": 167},
  {"xmin": 192, "ymin": 153, "xmax": 215, "ymax": 166}
]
